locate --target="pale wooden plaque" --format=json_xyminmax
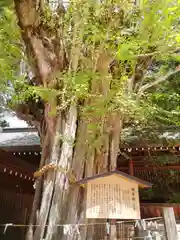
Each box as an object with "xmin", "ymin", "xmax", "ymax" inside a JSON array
[{"xmin": 86, "ymin": 175, "xmax": 140, "ymax": 219}]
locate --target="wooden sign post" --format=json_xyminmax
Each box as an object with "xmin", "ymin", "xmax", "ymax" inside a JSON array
[
  {"xmin": 86, "ymin": 177, "xmax": 141, "ymax": 219},
  {"xmin": 76, "ymin": 170, "xmax": 152, "ymax": 239},
  {"xmin": 110, "ymin": 219, "xmax": 116, "ymax": 240}
]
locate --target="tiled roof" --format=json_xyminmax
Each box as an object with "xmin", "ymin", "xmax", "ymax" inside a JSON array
[{"xmin": 0, "ymin": 128, "xmax": 40, "ymax": 147}]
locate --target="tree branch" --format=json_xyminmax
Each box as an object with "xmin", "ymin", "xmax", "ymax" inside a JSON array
[
  {"xmin": 14, "ymin": 0, "xmax": 50, "ymax": 85},
  {"xmin": 137, "ymin": 69, "xmax": 180, "ymax": 98},
  {"xmin": 136, "ymin": 47, "xmax": 180, "ymax": 58},
  {"xmin": 127, "ymin": 55, "xmax": 153, "ymax": 94},
  {"xmin": 14, "ymin": 0, "xmax": 67, "ymax": 87}
]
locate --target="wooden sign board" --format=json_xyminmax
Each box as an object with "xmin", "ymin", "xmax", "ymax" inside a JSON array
[{"xmin": 86, "ymin": 175, "xmax": 140, "ymax": 219}]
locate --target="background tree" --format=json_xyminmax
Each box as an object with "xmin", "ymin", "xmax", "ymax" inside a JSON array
[{"xmin": 0, "ymin": 0, "xmax": 180, "ymax": 239}]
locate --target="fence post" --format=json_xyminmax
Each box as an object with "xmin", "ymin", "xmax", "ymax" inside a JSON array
[
  {"xmin": 110, "ymin": 219, "xmax": 117, "ymax": 240},
  {"xmin": 163, "ymin": 207, "xmax": 178, "ymax": 240}
]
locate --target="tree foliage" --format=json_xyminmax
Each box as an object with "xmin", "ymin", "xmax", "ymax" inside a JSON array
[{"xmin": 0, "ymin": 0, "xmax": 179, "ymax": 134}]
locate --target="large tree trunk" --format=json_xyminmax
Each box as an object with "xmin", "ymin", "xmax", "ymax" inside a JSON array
[
  {"xmin": 13, "ymin": 1, "xmax": 123, "ymax": 239},
  {"xmin": 31, "ymin": 108, "xmax": 122, "ymax": 240},
  {"xmin": 31, "ymin": 65, "xmax": 123, "ymax": 240},
  {"xmin": 31, "ymin": 61, "xmax": 122, "ymax": 240}
]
